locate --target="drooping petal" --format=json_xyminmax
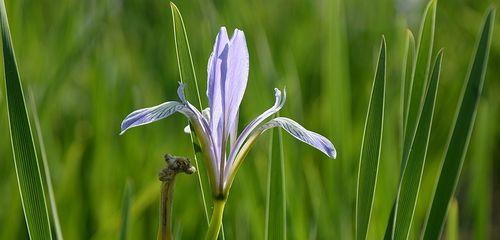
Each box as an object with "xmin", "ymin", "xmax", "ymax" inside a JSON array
[
  {"xmin": 120, "ymin": 101, "xmax": 186, "ymax": 135},
  {"xmin": 224, "ymin": 29, "xmax": 249, "ymax": 142},
  {"xmin": 223, "ymin": 117, "xmax": 335, "ymax": 192},
  {"xmin": 260, "ymin": 117, "xmax": 336, "ymax": 158},
  {"xmin": 226, "ymin": 88, "xmax": 286, "ymax": 168}
]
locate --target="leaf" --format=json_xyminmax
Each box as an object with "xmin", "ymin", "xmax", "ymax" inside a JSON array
[
  {"xmin": 0, "ymin": 0, "xmax": 53, "ymax": 239},
  {"xmin": 385, "ymin": 2, "xmax": 434, "ymax": 236},
  {"xmin": 170, "ymin": 2, "xmax": 211, "ymax": 226},
  {"xmin": 355, "ymin": 37, "xmax": 385, "ymax": 240},
  {"xmin": 170, "ymin": 2, "xmax": 203, "ymax": 108},
  {"xmin": 392, "ymin": 51, "xmax": 443, "ymax": 240},
  {"xmin": 29, "ymin": 90, "xmax": 63, "ymax": 240},
  {"xmin": 119, "ymin": 181, "xmax": 132, "ymax": 240},
  {"xmin": 446, "ymin": 199, "xmax": 459, "ymax": 240},
  {"xmin": 383, "ymin": 30, "xmax": 416, "ymax": 240},
  {"xmin": 468, "ymin": 102, "xmax": 496, "ymax": 239},
  {"xmin": 422, "ymin": 8, "xmax": 495, "ymax": 239},
  {"xmin": 401, "ymin": 30, "xmax": 416, "ymax": 142},
  {"xmin": 265, "ymin": 127, "xmax": 286, "ymax": 240},
  {"xmin": 402, "ymin": 0, "xmax": 436, "ymax": 168}
]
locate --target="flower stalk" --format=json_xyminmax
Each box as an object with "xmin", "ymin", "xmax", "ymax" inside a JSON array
[{"xmin": 206, "ymin": 200, "xmax": 226, "ymax": 240}]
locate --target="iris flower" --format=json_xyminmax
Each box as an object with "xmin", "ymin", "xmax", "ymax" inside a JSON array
[{"xmin": 120, "ymin": 27, "xmax": 336, "ymax": 238}]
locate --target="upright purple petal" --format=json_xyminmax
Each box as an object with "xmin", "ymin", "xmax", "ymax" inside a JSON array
[
  {"xmin": 260, "ymin": 117, "xmax": 336, "ymax": 158},
  {"xmin": 224, "ymin": 29, "xmax": 249, "ymax": 142},
  {"xmin": 207, "ymin": 27, "xmax": 230, "ymax": 164}
]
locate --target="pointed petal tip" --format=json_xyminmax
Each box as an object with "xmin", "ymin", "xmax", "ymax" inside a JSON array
[
  {"xmin": 274, "ymin": 88, "xmax": 281, "ymax": 97},
  {"xmin": 120, "ymin": 122, "xmax": 128, "ymax": 135},
  {"xmin": 119, "ymin": 125, "xmax": 129, "ymax": 135},
  {"xmin": 218, "ymin": 26, "xmax": 228, "ymax": 35},
  {"xmin": 279, "ymin": 88, "xmax": 287, "ymax": 108},
  {"xmin": 177, "ymin": 82, "xmax": 187, "ymax": 102},
  {"xmin": 329, "ymin": 148, "xmax": 337, "ymax": 159},
  {"xmin": 233, "ymin": 28, "xmax": 245, "ymax": 36}
]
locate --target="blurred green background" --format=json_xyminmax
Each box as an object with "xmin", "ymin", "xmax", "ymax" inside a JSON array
[{"xmin": 0, "ymin": 0, "xmax": 499, "ymax": 239}]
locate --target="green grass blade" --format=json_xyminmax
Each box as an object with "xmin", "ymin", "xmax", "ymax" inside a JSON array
[
  {"xmin": 383, "ymin": 30, "xmax": 416, "ymax": 240},
  {"xmin": 170, "ymin": 2, "xmax": 210, "ymax": 226},
  {"xmin": 119, "ymin": 181, "xmax": 132, "ymax": 240},
  {"xmin": 402, "ymin": 0, "xmax": 436, "ymax": 168},
  {"xmin": 265, "ymin": 127, "xmax": 286, "ymax": 240},
  {"xmin": 0, "ymin": 0, "xmax": 53, "ymax": 239},
  {"xmin": 469, "ymin": 102, "xmax": 496, "ymax": 239},
  {"xmin": 170, "ymin": 2, "xmax": 203, "ymax": 108},
  {"xmin": 355, "ymin": 37, "xmax": 385, "ymax": 240},
  {"xmin": 445, "ymin": 199, "xmax": 458, "ymax": 240},
  {"xmin": 29, "ymin": 90, "xmax": 63, "ymax": 240},
  {"xmin": 321, "ymin": 0, "xmax": 352, "ymax": 236},
  {"xmin": 393, "ymin": 51, "xmax": 442, "ymax": 240},
  {"xmin": 422, "ymin": 8, "xmax": 495, "ymax": 239},
  {"xmin": 402, "ymin": 30, "xmax": 415, "ymax": 141}
]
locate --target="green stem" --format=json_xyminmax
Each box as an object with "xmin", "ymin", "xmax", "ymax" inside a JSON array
[{"xmin": 205, "ymin": 200, "xmax": 226, "ymax": 240}]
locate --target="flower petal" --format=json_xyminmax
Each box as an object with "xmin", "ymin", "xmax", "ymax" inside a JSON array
[
  {"xmin": 226, "ymin": 88, "xmax": 286, "ymax": 168},
  {"xmin": 223, "ymin": 116, "xmax": 335, "ymax": 190},
  {"xmin": 120, "ymin": 101, "xmax": 185, "ymax": 135},
  {"xmin": 260, "ymin": 117, "xmax": 336, "ymax": 158},
  {"xmin": 225, "ymin": 29, "xmax": 249, "ymax": 142},
  {"xmin": 177, "ymin": 83, "xmax": 219, "ymax": 178},
  {"xmin": 178, "ymin": 82, "xmax": 211, "ymax": 133},
  {"xmin": 207, "ymin": 27, "xmax": 230, "ymax": 162}
]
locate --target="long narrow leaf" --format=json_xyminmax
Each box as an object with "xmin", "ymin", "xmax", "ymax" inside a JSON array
[
  {"xmin": 446, "ymin": 199, "xmax": 459, "ymax": 240},
  {"xmin": 383, "ymin": 30, "xmax": 416, "ymax": 240},
  {"xmin": 422, "ymin": 8, "xmax": 495, "ymax": 239},
  {"xmin": 29, "ymin": 90, "xmax": 63, "ymax": 240},
  {"xmin": 265, "ymin": 127, "xmax": 286, "ymax": 240},
  {"xmin": 402, "ymin": 0, "xmax": 436, "ymax": 167},
  {"xmin": 469, "ymin": 102, "xmax": 495, "ymax": 239},
  {"xmin": 119, "ymin": 181, "xmax": 132, "ymax": 240},
  {"xmin": 355, "ymin": 37, "xmax": 386, "ymax": 240},
  {"xmin": 402, "ymin": 30, "xmax": 415, "ymax": 142},
  {"xmin": 0, "ymin": 0, "xmax": 53, "ymax": 239},
  {"xmin": 170, "ymin": 2, "xmax": 203, "ymax": 108},
  {"xmin": 393, "ymin": 51, "xmax": 442, "ymax": 240},
  {"xmin": 170, "ymin": 2, "xmax": 210, "ymax": 225}
]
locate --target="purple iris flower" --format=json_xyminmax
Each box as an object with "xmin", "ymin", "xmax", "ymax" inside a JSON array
[{"xmin": 120, "ymin": 27, "xmax": 336, "ymax": 197}]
